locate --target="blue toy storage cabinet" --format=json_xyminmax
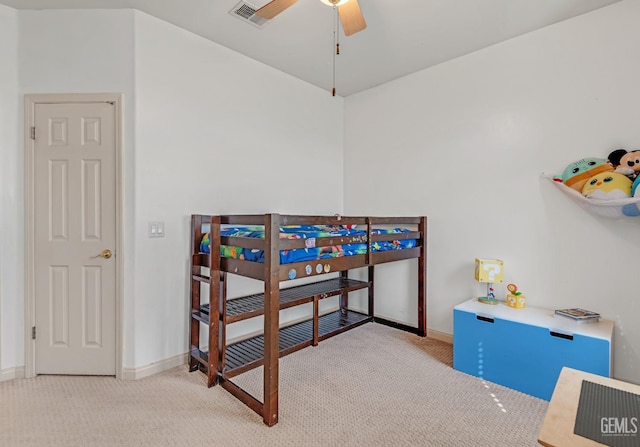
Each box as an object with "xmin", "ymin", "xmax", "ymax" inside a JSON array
[{"xmin": 453, "ymin": 299, "xmax": 614, "ymax": 401}]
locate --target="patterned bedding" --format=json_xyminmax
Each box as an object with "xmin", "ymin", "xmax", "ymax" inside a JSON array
[{"xmin": 200, "ymin": 225, "xmax": 416, "ymax": 264}]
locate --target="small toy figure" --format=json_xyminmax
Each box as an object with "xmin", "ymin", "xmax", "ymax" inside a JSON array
[{"xmin": 506, "ymin": 283, "xmax": 526, "ymax": 309}]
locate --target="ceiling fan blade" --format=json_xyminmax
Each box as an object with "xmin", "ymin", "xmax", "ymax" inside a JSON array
[
  {"xmin": 338, "ymin": 0, "xmax": 367, "ymax": 36},
  {"xmin": 255, "ymin": 0, "xmax": 298, "ymax": 20}
]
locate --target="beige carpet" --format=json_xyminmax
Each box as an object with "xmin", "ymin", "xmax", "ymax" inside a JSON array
[{"xmin": 1, "ymin": 323, "xmax": 548, "ymax": 446}]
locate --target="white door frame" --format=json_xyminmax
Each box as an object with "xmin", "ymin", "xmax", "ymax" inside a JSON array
[{"xmin": 24, "ymin": 93, "xmax": 124, "ymax": 379}]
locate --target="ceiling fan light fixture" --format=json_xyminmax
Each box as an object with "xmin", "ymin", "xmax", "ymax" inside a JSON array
[{"xmin": 320, "ymin": 0, "xmax": 350, "ymax": 7}]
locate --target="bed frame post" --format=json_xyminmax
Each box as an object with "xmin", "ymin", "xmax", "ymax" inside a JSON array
[
  {"xmin": 219, "ymin": 271, "xmax": 227, "ymax": 377},
  {"xmin": 417, "ymin": 217, "xmax": 427, "ymax": 337},
  {"xmin": 339, "ymin": 270, "xmax": 348, "ymax": 315},
  {"xmin": 263, "ymin": 213, "xmax": 280, "ymax": 426},
  {"xmin": 208, "ymin": 215, "xmax": 222, "ymax": 386},
  {"xmin": 189, "ymin": 215, "xmax": 201, "ymax": 372},
  {"xmin": 366, "ymin": 218, "xmax": 374, "ymax": 317}
]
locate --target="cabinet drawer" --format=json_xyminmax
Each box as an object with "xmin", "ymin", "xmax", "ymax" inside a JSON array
[{"xmin": 453, "ymin": 307, "xmax": 612, "ymax": 400}]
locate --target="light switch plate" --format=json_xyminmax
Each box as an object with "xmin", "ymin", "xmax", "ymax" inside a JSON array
[{"xmin": 149, "ymin": 221, "xmax": 165, "ymax": 238}]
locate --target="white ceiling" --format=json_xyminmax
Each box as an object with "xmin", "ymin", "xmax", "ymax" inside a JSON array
[{"xmin": 0, "ymin": 0, "xmax": 623, "ymax": 96}]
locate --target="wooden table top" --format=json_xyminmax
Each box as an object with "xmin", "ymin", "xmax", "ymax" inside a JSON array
[{"xmin": 538, "ymin": 367, "xmax": 640, "ymax": 447}]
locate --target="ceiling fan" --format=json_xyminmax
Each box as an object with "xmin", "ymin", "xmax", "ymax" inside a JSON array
[{"xmin": 255, "ymin": 0, "xmax": 367, "ymax": 36}]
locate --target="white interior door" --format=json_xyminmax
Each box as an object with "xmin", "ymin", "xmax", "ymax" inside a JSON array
[{"xmin": 33, "ymin": 101, "xmax": 117, "ymax": 375}]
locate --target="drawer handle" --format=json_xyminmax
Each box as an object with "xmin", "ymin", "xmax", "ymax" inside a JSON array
[
  {"xmin": 476, "ymin": 315, "xmax": 494, "ymax": 323},
  {"xmin": 550, "ymin": 330, "xmax": 574, "ymax": 340}
]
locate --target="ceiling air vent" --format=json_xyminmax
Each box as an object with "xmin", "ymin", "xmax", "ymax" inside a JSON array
[{"xmin": 229, "ymin": 1, "xmax": 270, "ymax": 28}]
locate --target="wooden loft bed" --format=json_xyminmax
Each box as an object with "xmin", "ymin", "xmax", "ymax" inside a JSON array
[{"xmin": 188, "ymin": 213, "xmax": 427, "ymax": 426}]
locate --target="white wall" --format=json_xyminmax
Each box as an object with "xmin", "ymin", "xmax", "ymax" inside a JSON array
[
  {"xmin": 344, "ymin": 0, "xmax": 640, "ymax": 383},
  {"xmin": 7, "ymin": 2, "xmax": 639, "ymax": 385},
  {"xmin": 5, "ymin": 8, "xmax": 343, "ymax": 374},
  {"xmin": 132, "ymin": 12, "xmax": 344, "ymax": 368},
  {"xmin": 0, "ymin": 4, "xmax": 18, "ymax": 376}
]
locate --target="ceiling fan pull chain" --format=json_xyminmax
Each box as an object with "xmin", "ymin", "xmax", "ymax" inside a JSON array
[
  {"xmin": 336, "ymin": 5, "xmax": 340, "ymax": 55},
  {"xmin": 332, "ymin": 6, "xmax": 338, "ymax": 96}
]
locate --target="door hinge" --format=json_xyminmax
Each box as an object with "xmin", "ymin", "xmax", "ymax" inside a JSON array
[
  {"xmin": 32, "ymin": 326, "xmax": 36, "ymax": 340},
  {"xmin": 30, "ymin": 126, "xmax": 35, "ymax": 140}
]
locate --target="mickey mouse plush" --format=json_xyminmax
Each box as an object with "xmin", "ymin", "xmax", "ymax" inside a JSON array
[{"xmin": 607, "ymin": 148, "xmax": 640, "ymax": 178}]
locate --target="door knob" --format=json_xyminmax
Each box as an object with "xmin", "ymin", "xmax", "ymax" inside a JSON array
[{"xmin": 93, "ymin": 249, "xmax": 113, "ymax": 259}]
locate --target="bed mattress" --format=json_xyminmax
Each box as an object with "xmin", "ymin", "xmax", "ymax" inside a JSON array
[{"xmin": 200, "ymin": 225, "xmax": 416, "ymax": 264}]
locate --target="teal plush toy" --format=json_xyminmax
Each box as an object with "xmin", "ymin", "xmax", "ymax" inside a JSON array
[{"xmin": 560, "ymin": 158, "xmax": 614, "ymax": 192}]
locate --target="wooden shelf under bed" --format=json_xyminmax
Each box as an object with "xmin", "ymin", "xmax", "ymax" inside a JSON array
[
  {"xmin": 191, "ymin": 309, "xmax": 371, "ymax": 378},
  {"xmin": 197, "ymin": 277, "xmax": 369, "ymax": 324},
  {"xmin": 190, "ymin": 277, "xmax": 370, "ymax": 374}
]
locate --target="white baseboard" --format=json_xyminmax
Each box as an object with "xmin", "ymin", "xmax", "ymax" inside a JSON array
[
  {"xmin": 121, "ymin": 353, "xmax": 188, "ymax": 380},
  {"xmin": 4, "ymin": 328, "xmax": 449, "ymax": 383},
  {"xmin": 0, "ymin": 358, "xmax": 188, "ymax": 382},
  {"xmin": 0, "ymin": 366, "xmax": 25, "ymax": 382}
]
